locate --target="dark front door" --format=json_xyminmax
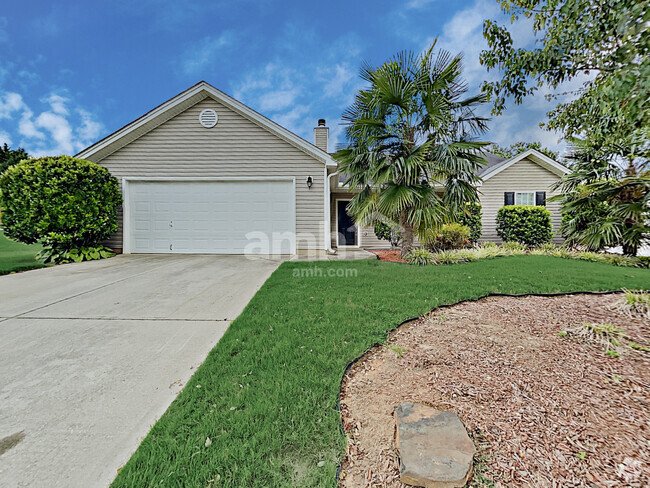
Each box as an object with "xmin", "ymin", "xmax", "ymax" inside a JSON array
[{"xmin": 337, "ymin": 200, "xmax": 357, "ymax": 246}]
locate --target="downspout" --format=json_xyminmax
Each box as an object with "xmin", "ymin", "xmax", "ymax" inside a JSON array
[{"xmin": 325, "ymin": 170, "xmax": 339, "ymax": 254}]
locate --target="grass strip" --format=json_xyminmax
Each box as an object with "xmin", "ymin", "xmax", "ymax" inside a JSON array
[{"xmin": 112, "ymin": 255, "xmax": 650, "ymax": 487}]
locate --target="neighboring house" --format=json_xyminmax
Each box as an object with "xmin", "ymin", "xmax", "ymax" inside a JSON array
[
  {"xmin": 477, "ymin": 150, "xmax": 570, "ymax": 243},
  {"xmin": 77, "ymin": 81, "xmax": 569, "ymax": 255}
]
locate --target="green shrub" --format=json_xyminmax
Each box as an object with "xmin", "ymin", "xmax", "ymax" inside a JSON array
[
  {"xmin": 374, "ymin": 220, "xmax": 402, "ymax": 249},
  {"xmin": 425, "ymin": 223, "xmax": 472, "ymax": 251},
  {"xmin": 459, "ymin": 202, "xmax": 482, "ymax": 243},
  {"xmin": 0, "ymin": 156, "xmax": 121, "ymax": 262},
  {"xmin": 501, "ymin": 241, "xmax": 528, "ymax": 253},
  {"xmin": 405, "ymin": 248, "xmax": 435, "ymax": 266},
  {"xmin": 496, "ymin": 205, "xmax": 552, "ymax": 246},
  {"xmin": 37, "ymin": 243, "xmax": 115, "ymax": 264}
]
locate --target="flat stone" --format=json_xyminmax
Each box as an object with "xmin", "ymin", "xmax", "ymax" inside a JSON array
[{"xmin": 395, "ymin": 403, "xmax": 476, "ymax": 488}]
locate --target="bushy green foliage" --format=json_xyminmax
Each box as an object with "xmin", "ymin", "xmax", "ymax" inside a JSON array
[
  {"xmin": 374, "ymin": 220, "xmax": 402, "ymax": 248},
  {"xmin": 0, "ymin": 156, "xmax": 121, "ymax": 262},
  {"xmin": 425, "ymin": 223, "xmax": 472, "ymax": 251},
  {"xmin": 459, "ymin": 203, "xmax": 482, "ymax": 243},
  {"xmin": 405, "ymin": 248, "xmax": 435, "ymax": 266},
  {"xmin": 36, "ymin": 243, "xmax": 115, "ymax": 264},
  {"xmin": 411, "ymin": 242, "xmax": 648, "ymax": 268},
  {"xmin": 496, "ymin": 205, "xmax": 552, "ymax": 246},
  {"xmin": 489, "ymin": 142, "xmax": 558, "ymax": 161},
  {"xmin": 0, "ymin": 143, "xmax": 29, "ymax": 174}
]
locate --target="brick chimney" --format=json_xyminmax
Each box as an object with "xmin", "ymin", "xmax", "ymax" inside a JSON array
[{"xmin": 313, "ymin": 119, "xmax": 329, "ymax": 152}]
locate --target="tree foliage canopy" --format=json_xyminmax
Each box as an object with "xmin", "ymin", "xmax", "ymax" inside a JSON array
[
  {"xmin": 489, "ymin": 141, "xmax": 558, "ymax": 161},
  {"xmin": 335, "ymin": 41, "xmax": 489, "ymax": 256},
  {"xmin": 480, "ymin": 0, "xmax": 648, "ymax": 151},
  {"xmin": 0, "ymin": 143, "xmax": 30, "ymax": 174}
]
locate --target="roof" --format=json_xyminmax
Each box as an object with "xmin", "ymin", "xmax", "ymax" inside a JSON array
[
  {"xmin": 479, "ymin": 148, "xmax": 570, "ymax": 182},
  {"xmin": 477, "ymin": 152, "xmax": 507, "ymax": 177},
  {"xmin": 76, "ymin": 81, "xmax": 337, "ymax": 167}
]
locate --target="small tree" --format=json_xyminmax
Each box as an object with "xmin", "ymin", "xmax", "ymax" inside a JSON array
[
  {"xmin": 374, "ymin": 220, "xmax": 402, "ymax": 249},
  {"xmin": 0, "ymin": 143, "xmax": 29, "ymax": 174},
  {"xmin": 336, "ymin": 41, "xmax": 489, "ymax": 257},
  {"xmin": 0, "ymin": 156, "xmax": 122, "ymax": 262}
]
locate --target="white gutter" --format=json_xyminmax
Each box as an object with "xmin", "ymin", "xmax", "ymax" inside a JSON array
[{"xmin": 325, "ymin": 170, "xmax": 339, "ymax": 254}]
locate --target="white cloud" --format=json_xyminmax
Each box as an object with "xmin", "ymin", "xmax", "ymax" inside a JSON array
[
  {"xmin": 0, "ymin": 92, "xmax": 26, "ymax": 119},
  {"xmin": 0, "ymin": 90, "xmax": 104, "ymax": 156},
  {"xmin": 183, "ymin": 31, "xmax": 235, "ymax": 75},
  {"xmin": 257, "ymin": 89, "xmax": 299, "ymax": 112},
  {"xmin": 405, "ymin": 0, "xmax": 436, "ymax": 9},
  {"xmin": 0, "ymin": 130, "xmax": 11, "ymax": 146},
  {"xmin": 44, "ymin": 93, "xmax": 69, "ymax": 115},
  {"xmin": 77, "ymin": 109, "xmax": 103, "ymax": 141},
  {"xmin": 18, "ymin": 108, "xmax": 45, "ymax": 140}
]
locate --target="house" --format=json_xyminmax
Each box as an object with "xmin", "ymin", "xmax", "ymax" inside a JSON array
[
  {"xmin": 77, "ymin": 81, "xmax": 569, "ymax": 255},
  {"xmin": 476, "ymin": 150, "xmax": 569, "ymax": 243}
]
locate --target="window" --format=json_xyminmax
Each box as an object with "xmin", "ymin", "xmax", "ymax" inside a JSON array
[{"xmin": 515, "ymin": 192, "xmax": 535, "ymax": 205}]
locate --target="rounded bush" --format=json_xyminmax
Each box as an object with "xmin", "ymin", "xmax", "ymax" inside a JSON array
[
  {"xmin": 496, "ymin": 205, "xmax": 552, "ymax": 246},
  {"xmin": 405, "ymin": 248, "xmax": 435, "ymax": 266},
  {"xmin": 0, "ymin": 156, "xmax": 122, "ymax": 248},
  {"xmin": 425, "ymin": 223, "xmax": 472, "ymax": 251}
]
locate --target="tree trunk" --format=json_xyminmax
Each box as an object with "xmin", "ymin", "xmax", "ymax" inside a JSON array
[
  {"xmin": 399, "ymin": 213, "xmax": 415, "ymax": 258},
  {"xmin": 622, "ymin": 241, "xmax": 638, "ymax": 257}
]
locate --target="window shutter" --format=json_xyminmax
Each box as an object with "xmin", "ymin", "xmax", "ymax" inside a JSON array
[
  {"xmin": 504, "ymin": 192, "xmax": 515, "ymax": 205},
  {"xmin": 535, "ymin": 191, "xmax": 546, "ymax": 206}
]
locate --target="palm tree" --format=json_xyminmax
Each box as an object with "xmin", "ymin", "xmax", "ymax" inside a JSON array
[
  {"xmin": 552, "ymin": 136, "xmax": 650, "ymax": 256},
  {"xmin": 335, "ymin": 41, "xmax": 489, "ymax": 257}
]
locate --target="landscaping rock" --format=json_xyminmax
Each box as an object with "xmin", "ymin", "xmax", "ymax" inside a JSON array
[{"xmin": 395, "ymin": 403, "xmax": 475, "ymax": 488}]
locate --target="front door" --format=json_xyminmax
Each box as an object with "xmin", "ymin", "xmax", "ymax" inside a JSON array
[{"xmin": 337, "ymin": 200, "xmax": 358, "ymax": 246}]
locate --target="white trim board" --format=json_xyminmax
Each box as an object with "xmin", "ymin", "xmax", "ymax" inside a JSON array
[
  {"xmin": 335, "ymin": 198, "xmax": 360, "ymax": 248},
  {"xmin": 480, "ymin": 148, "xmax": 570, "ymax": 183},
  {"xmin": 77, "ymin": 81, "xmax": 337, "ymax": 167}
]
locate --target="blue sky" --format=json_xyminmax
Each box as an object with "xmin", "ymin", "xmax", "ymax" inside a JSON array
[{"xmin": 0, "ymin": 0, "xmax": 576, "ymax": 158}]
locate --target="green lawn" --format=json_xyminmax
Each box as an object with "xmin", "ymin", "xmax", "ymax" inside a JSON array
[
  {"xmin": 0, "ymin": 231, "xmax": 46, "ymax": 275},
  {"xmin": 112, "ymin": 256, "xmax": 650, "ymax": 488}
]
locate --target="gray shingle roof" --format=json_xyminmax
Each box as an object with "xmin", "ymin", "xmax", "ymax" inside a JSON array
[{"xmin": 477, "ymin": 152, "xmax": 507, "ymax": 176}]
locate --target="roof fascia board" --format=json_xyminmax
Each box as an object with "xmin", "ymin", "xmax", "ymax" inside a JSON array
[
  {"xmin": 480, "ymin": 148, "xmax": 569, "ymax": 182},
  {"xmin": 77, "ymin": 81, "xmax": 336, "ymax": 166}
]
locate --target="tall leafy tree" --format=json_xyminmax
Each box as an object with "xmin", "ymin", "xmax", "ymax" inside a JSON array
[
  {"xmin": 0, "ymin": 143, "xmax": 30, "ymax": 174},
  {"xmin": 480, "ymin": 0, "xmax": 648, "ymax": 151},
  {"xmin": 335, "ymin": 42, "xmax": 489, "ymax": 257},
  {"xmin": 489, "ymin": 141, "xmax": 558, "ymax": 161},
  {"xmin": 481, "ymin": 0, "xmax": 649, "ymax": 254}
]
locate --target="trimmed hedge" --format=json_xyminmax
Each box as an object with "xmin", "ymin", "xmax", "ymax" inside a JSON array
[
  {"xmin": 459, "ymin": 202, "xmax": 482, "ymax": 243},
  {"xmin": 496, "ymin": 205, "xmax": 552, "ymax": 246},
  {"xmin": 0, "ymin": 156, "xmax": 121, "ymax": 250},
  {"xmin": 425, "ymin": 223, "xmax": 472, "ymax": 251}
]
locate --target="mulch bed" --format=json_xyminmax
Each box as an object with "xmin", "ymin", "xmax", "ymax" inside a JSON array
[
  {"xmin": 369, "ymin": 249, "xmax": 407, "ymax": 263},
  {"xmin": 339, "ymin": 293, "xmax": 650, "ymax": 487}
]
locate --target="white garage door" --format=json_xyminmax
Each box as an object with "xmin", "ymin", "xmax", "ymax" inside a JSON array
[{"xmin": 126, "ymin": 179, "xmax": 295, "ymax": 254}]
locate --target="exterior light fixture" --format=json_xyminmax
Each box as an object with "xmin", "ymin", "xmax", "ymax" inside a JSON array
[{"xmin": 306, "ymin": 176, "xmax": 313, "ymax": 189}]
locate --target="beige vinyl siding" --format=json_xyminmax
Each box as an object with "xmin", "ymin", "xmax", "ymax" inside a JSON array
[
  {"xmin": 479, "ymin": 158, "xmax": 563, "ymax": 243},
  {"xmin": 94, "ymin": 97, "xmax": 325, "ymax": 250},
  {"xmin": 330, "ymin": 191, "xmax": 391, "ymax": 249}
]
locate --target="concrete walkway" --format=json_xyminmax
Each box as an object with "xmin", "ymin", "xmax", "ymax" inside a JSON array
[{"xmin": 0, "ymin": 254, "xmax": 283, "ymax": 488}]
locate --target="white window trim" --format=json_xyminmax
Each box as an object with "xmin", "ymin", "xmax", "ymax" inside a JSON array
[
  {"xmin": 121, "ymin": 176, "xmax": 297, "ymax": 255},
  {"xmin": 335, "ymin": 198, "xmax": 360, "ymax": 248}
]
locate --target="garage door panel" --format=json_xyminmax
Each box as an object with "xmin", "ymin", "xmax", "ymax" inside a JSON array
[{"xmin": 128, "ymin": 180, "xmax": 295, "ymax": 254}]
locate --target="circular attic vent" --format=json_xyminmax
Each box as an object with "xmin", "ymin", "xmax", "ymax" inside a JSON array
[{"xmin": 199, "ymin": 109, "xmax": 218, "ymax": 128}]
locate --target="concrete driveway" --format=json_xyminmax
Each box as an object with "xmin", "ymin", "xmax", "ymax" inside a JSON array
[{"xmin": 0, "ymin": 254, "xmax": 282, "ymax": 488}]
